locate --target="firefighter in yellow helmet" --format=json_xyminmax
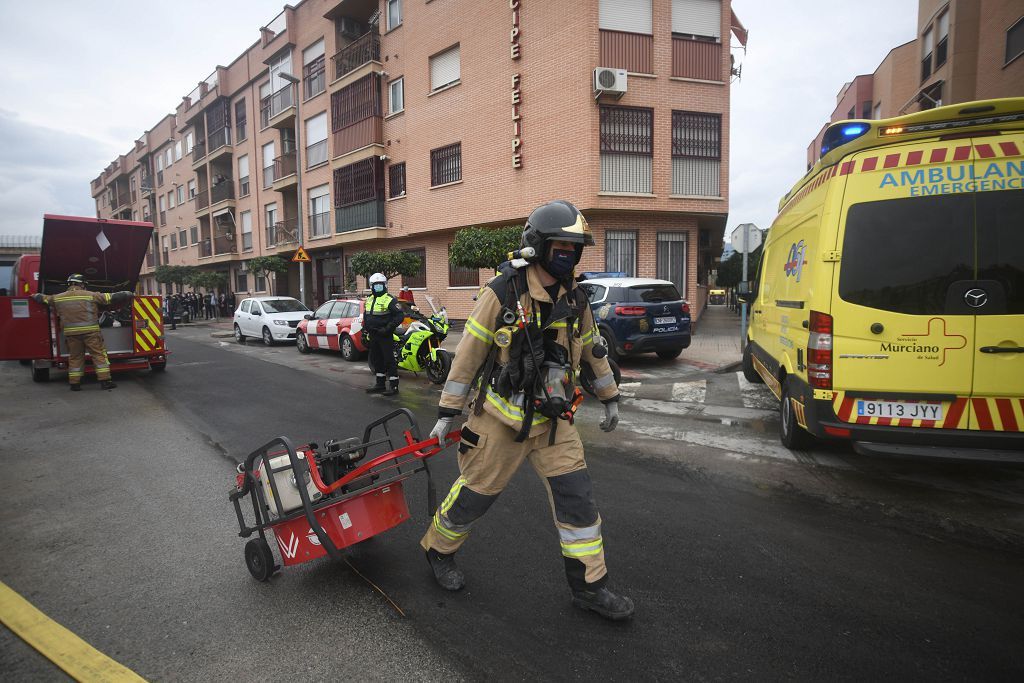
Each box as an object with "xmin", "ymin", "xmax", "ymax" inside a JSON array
[
  {"xmin": 32, "ymin": 273, "xmax": 133, "ymax": 391},
  {"xmin": 420, "ymin": 200, "xmax": 632, "ymax": 620}
]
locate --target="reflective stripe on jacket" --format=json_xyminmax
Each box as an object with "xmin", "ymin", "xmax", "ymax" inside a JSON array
[
  {"xmin": 36, "ymin": 287, "xmax": 115, "ymax": 336},
  {"xmin": 363, "ymin": 292, "xmax": 403, "ymax": 334},
  {"xmin": 440, "ymin": 265, "xmax": 619, "ymax": 434}
]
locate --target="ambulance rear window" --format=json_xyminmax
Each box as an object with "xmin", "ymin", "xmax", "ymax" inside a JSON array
[{"xmin": 839, "ymin": 194, "xmax": 973, "ymax": 315}]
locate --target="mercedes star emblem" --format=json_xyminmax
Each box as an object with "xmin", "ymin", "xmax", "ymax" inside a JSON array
[{"xmin": 964, "ymin": 288, "xmax": 988, "ymax": 308}]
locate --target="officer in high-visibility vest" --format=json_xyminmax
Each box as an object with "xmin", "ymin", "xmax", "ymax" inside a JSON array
[
  {"xmin": 32, "ymin": 273, "xmax": 133, "ymax": 391},
  {"xmin": 420, "ymin": 200, "xmax": 632, "ymax": 620},
  {"xmin": 363, "ymin": 272, "xmax": 405, "ymax": 396}
]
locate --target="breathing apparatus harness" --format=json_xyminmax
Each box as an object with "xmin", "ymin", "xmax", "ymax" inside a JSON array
[{"xmin": 472, "ymin": 246, "xmax": 587, "ymax": 444}]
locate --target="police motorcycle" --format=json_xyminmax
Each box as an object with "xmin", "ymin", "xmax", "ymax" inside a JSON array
[{"xmin": 385, "ymin": 295, "xmax": 453, "ymax": 384}]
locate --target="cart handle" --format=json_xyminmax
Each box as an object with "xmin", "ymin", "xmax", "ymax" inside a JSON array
[{"xmin": 307, "ymin": 429, "xmax": 461, "ymax": 495}]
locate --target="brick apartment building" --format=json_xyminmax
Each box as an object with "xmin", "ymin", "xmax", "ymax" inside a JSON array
[
  {"xmin": 806, "ymin": 0, "xmax": 1023, "ymax": 168},
  {"xmin": 92, "ymin": 0, "xmax": 747, "ymax": 320}
]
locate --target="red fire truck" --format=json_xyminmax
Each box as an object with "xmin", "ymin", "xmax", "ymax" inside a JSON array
[{"xmin": 0, "ymin": 215, "xmax": 167, "ymax": 382}]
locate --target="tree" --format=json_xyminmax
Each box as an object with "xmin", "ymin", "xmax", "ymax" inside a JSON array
[
  {"xmin": 247, "ymin": 256, "xmax": 289, "ymax": 295},
  {"xmin": 716, "ymin": 244, "xmax": 763, "ymax": 289},
  {"xmin": 349, "ymin": 250, "xmax": 422, "ymax": 281},
  {"xmin": 448, "ymin": 225, "xmax": 523, "ymax": 270},
  {"xmin": 154, "ymin": 265, "xmax": 197, "ymax": 292},
  {"xmin": 190, "ymin": 271, "xmax": 228, "ymax": 292}
]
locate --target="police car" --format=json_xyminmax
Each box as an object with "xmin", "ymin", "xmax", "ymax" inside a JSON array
[{"xmin": 579, "ymin": 276, "xmax": 692, "ymax": 362}]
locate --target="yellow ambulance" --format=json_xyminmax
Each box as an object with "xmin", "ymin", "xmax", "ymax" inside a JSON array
[{"xmin": 742, "ymin": 98, "xmax": 1023, "ymax": 461}]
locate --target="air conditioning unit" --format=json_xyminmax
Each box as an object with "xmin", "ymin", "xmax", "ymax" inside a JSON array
[
  {"xmin": 594, "ymin": 67, "xmax": 627, "ymax": 96},
  {"xmin": 339, "ymin": 17, "xmax": 364, "ymax": 39}
]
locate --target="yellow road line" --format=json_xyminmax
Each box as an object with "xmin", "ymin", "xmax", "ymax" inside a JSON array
[{"xmin": 0, "ymin": 580, "xmax": 146, "ymax": 682}]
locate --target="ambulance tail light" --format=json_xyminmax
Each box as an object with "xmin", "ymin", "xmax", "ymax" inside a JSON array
[{"xmin": 807, "ymin": 310, "xmax": 833, "ymax": 390}]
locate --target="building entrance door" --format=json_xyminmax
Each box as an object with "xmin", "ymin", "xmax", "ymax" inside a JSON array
[{"xmin": 317, "ymin": 256, "xmax": 341, "ymax": 302}]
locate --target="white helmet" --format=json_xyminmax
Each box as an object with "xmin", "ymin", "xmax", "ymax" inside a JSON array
[{"xmin": 369, "ymin": 273, "xmax": 387, "ymax": 285}]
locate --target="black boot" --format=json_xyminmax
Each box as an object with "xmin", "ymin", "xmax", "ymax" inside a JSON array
[
  {"xmin": 426, "ymin": 549, "xmax": 465, "ymax": 591},
  {"xmin": 382, "ymin": 377, "xmax": 399, "ymax": 396},
  {"xmin": 69, "ymin": 384, "xmax": 82, "ymax": 392},
  {"xmin": 101, "ymin": 380, "xmax": 117, "ymax": 390},
  {"xmin": 571, "ymin": 586, "xmax": 635, "ymax": 621},
  {"xmin": 365, "ymin": 375, "xmax": 386, "ymax": 394}
]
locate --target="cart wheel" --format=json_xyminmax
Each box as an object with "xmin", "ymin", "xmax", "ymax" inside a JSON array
[{"xmin": 244, "ymin": 539, "xmax": 275, "ymax": 582}]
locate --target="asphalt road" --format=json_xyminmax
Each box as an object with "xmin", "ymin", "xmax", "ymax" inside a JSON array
[{"xmin": 1, "ymin": 332, "xmax": 1023, "ymax": 681}]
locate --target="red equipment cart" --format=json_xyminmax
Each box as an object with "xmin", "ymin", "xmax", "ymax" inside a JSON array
[{"xmin": 229, "ymin": 409, "xmax": 459, "ymax": 580}]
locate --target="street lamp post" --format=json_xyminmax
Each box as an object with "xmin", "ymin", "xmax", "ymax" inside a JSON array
[{"xmin": 279, "ymin": 71, "xmax": 305, "ymax": 306}]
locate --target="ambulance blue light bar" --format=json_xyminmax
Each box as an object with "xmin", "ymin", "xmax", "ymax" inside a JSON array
[{"xmin": 819, "ymin": 121, "xmax": 871, "ymax": 158}]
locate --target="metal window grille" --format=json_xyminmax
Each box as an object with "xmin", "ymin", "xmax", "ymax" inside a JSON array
[
  {"xmin": 304, "ymin": 55, "xmax": 326, "ymax": 99},
  {"xmin": 448, "ymin": 245, "xmax": 478, "ymax": 287},
  {"xmin": 656, "ymin": 233, "xmax": 687, "ymax": 297},
  {"xmin": 672, "ymin": 111, "xmax": 721, "ymax": 196},
  {"xmin": 332, "ymin": 158, "xmax": 384, "ymax": 208},
  {"xmin": 605, "ymin": 230, "xmax": 637, "ymax": 276},
  {"xmin": 600, "ymin": 106, "xmax": 653, "ymax": 155},
  {"xmin": 389, "ymin": 162, "xmax": 406, "ymax": 198},
  {"xmin": 402, "ymin": 248, "xmax": 426, "ymax": 289},
  {"xmin": 331, "ymin": 74, "xmax": 382, "ymax": 132},
  {"xmin": 430, "ymin": 143, "xmax": 461, "ymax": 186}
]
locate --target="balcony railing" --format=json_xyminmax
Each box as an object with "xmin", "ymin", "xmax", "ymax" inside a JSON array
[
  {"xmin": 332, "ymin": 116, "xmax": 382, "ymax": 158},
  {"xmin": 113, "ymin": 191, "xmax": 130, "ymax": 209},
  {"xmin": 599, "ymin": 29, "xmax": 653, "ymax": 75},
  {"xmin": 309, "ymin": 211, "xmax": 331, "ymax": 239},
  {"xmin": 211, "ymin": 181, "xmax": 235, "ymax": 204},
  {"xmin": 267, "ymin": 220, "xmax": 300, "ymax": 246},
  {"xmin": 260, "ymin": 85, "xmax": 295, "ymax": 128},
  {"xmin": 335, "ymin": 199, "xmax": 385, "ymax": 233},
  {"xmin": 214, "ymin": 234, "xmax": 237, "ymax": 255},
  {"xmin": 195, "ymin": 190, "xmax": 209, "ymax": 211},
  {"xmin": 263, "ymin": 164, "xmax": 275, "ymax": 188},
  {"xmin": 208, "ymin": 127, "xmax": 231, "ymax": 153},
  {"xmin": 192, "ymin": 139, "xmax": 207, "ymax": 163},
  {"xmin": 273, "ymin": 151, "xmax": 297, "ymax": 180},
  {"xmin": 671, "ymin": 37, "xmax": 721, "ymax": 81},
  {"xmin": 333, "ymin": 31, "xmax": 380, "ymax": 81},
  {"xmin": 307, "ymin": 140, "xmax": 328, "ymax": 168},
  {"xmin": 140, "ymin": 175, "xmax": 153, "ymax": 196},
  {"xmin": 200, "ymin": 238, "xmax": 213, "ymax": 258}
]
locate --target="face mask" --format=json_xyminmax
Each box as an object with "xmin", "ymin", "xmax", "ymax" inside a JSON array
[
  {"xmin": 543, "ymin": 248, "xmax": 576, "ymax": 279},
  {"xmin": 371, "ymin": 283, "xmax": 386, "ymax": 295}
]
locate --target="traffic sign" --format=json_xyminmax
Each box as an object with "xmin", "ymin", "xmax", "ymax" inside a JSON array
[
  {"xmin": 730, "ymin": 223, "xmax": 762, "ymax": 253},
  {"xmin": 291, "ymin": 246, "xmax": 310, "ymax": 263}
]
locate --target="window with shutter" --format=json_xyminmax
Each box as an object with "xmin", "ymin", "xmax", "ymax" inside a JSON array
[
  {"xmin": 671, "ymin": 111, "xmax": 721, "ymax": 197},
  {"xmin": 599, "ymin": 0, "xmax": 652, "ymax": 35},
  {"xmin": 430, "ymin": 45, "xmax": 461, "ymax": 90},
  {"xmin": 599, "ymin": 106, "xmax": 652, "ymax": 193},
  {"xmin": 671, "ymin": 0, "xmax": 721, "ymax": 39}
]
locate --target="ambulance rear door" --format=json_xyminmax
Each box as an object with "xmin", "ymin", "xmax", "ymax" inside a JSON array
[
  {"xmin": 0, "ymin": 296, "xmax": 52, "ymax": 360},
  {"xmin": 830, "ymin": 138, "xmax": 976, "ymax": 428},
  {"xmin": 969, "ymin": 132, "xmax": 1024, "ymax": 432}
]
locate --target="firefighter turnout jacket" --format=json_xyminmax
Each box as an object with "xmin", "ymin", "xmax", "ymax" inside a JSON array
[
  {"xmin": 440, "ymin": 265, "xmax": 619, "ymax": 435},
  {"xmin": 363, "ymin": 292, "xmax": 404, "ymax": 340},
  {"xmin": 32, "ymin": 286, "xmax": 132, "ymax": 335}
]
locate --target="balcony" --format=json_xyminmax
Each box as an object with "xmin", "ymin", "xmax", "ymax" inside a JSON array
[
  {"xmin": 141, "ymin": 176, "xmax": 153, "ymax": 198},
  {"xmin": 113, "ymin": 191, "xmax": 130, "ymax": 210},
  {"xmin": 261, "ymin": 85, "xmax": 296, "ymax": 129},
  {"xmin": 335, "ymin": 199, "xmax": 385, "ymax": 239},
  {"xmin": 200, "ymin": 238, "xmax": 212, "ymax": 258},
  {"xmin": 308, "ymin": 211, "xmax": 331, "ymax": 240},
  {"xmin": 195, "ymin": 190, "xmax": 210, "ymax": 214},
  {"xmin": 332, "ymin": 116, "xmax": 383, "ymax": 163},
  {"xmin": 272, "ymin": 152, "xmax": 298, "ymax": 191},
  {"xmin": 192, "ymin": 139, "xmax": 207, "ymax": 168},
  {"xmin": 331, "ymin": 31, "xmax": 380, "ymax": 90},
  {"xmin": 211, "ymin": 181, "xmax": 235, "ymax": 206},
  {"xmin": 214, "ymin": 234, "xmax": 237, "ymax": 256},
  {"xmin": 267, "ymin": 220, "xmax": 300, "ymax": 247},
  {"xmin": 671, "ymin": 37, "xmax": 722, "ymax": 81},
  {"xmin": 207, "ymin": 128, "xmax": 233, "ymax": 162}
]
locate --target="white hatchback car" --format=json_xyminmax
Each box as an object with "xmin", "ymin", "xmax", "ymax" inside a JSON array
[{"xmin": 233, "ymin": 296, "xmax": 311, "ymax": 345}]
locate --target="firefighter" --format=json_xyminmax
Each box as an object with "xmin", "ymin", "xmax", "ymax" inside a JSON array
[
  {"xmin": 420, "ymin": 200, "xmax": 632, "ymax": 621},
  {"xmin": 363, "ymin": 272, "xmax": 405, "ymax": 396},
  {"xmin": 32, "ymin": 274, "xmax": 133, "ymax": 391}
]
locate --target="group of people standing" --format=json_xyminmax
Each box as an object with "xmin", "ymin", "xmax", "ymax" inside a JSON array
[{"xmin": 169, "ymin": 291, "xmax": 236, "ymax": 320}]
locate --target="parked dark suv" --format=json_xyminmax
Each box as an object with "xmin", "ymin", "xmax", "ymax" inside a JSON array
[{"xmin": 579, "ymin": 277, "xmax": 691, "ymax": 361}]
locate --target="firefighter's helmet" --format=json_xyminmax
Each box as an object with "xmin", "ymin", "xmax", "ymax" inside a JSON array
[
  {"xmin": 67, "ymin": 273, "xmax": 86, "ymax": 286},
  {"xmin": 521, "ymin": 200, "xmax": 593, "ymax": 265}
]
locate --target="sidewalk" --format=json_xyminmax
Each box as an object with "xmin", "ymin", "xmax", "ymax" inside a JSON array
[{"xmin": 181, "ymin": 304, "xmax": 744, "ymax": 371}]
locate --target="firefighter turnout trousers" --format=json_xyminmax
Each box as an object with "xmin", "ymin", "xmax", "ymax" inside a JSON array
[
  {"xmin": 66, "ymin": 332, "xmax": 111, "ymax": 384},
  {"xmin": 420, "ymin": 409, "xmax": 608, "ymax": 592}
]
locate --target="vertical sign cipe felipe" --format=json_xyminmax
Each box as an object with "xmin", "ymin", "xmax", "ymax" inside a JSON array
[{"xmin": 511, "ymin": 0, "xmax": 523, "ymax": 168}]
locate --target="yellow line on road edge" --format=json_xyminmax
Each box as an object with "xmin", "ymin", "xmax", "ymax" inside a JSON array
[{"xmin": 0, "ymin": 580, "xmax": 147, "ymax": 682}]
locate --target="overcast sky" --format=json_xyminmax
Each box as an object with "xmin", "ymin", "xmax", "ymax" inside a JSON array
[{"xmin": 0, "ymin": 0, "xmax": 918, "ymax": 241}]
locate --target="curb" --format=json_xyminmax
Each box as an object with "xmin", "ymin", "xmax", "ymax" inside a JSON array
[{"xmin": 714, "ymin": 360, "xmax": 743, "ymax": 374}]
